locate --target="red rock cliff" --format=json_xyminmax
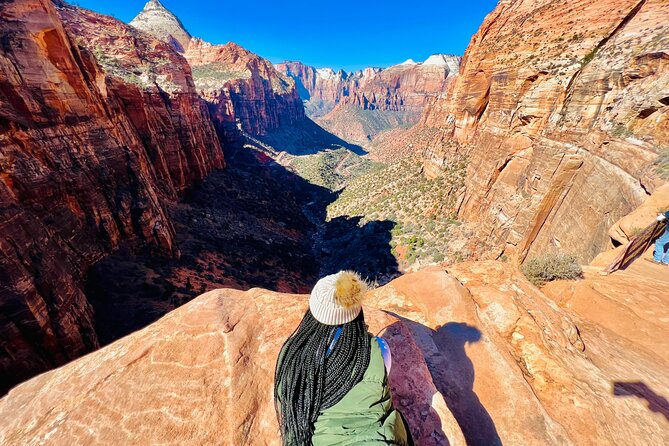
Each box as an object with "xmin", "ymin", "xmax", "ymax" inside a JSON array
[
  {"xmin": 422, "ymin": 0, "xmax": 669, "ymax": 262},
  {"xmin": 0, "ymin": 0, "xmax": 223, "ymax": 393},
  {"xmin": 184, "ymin": 39, "xmax": 305, "ymax": 139},
  {"xmin": 276, "ymin": 57, "xmax": 460, "ymax": 145},
  {"xmin": 128, "ymin": 0, "xmax": 306, "ymax": 141},
  {"xmin": 277, "ymin": 56, "xmax": 461, "ymax": 115}
]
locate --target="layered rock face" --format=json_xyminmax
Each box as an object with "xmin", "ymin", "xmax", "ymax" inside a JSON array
[
  {"xmin": 2, "ymin": 265, "xmax": 667, "ymax": 445},
  {"xmin": 277, "ymin": 55, "xmax": 461, "ymax": 115},
  {"xmin": 184, "ymin": 39, "xmax": 305, "ymax": 139},
  {"xmin": 342, "ymin": 56, "xmax": 461, "ymax": 113},
  {"xmin": 128, "ymin": 1, "xmax": 306, "ymax": 141},
  {"xmin": 0, "ymin": 0, "xmax": 223, "ymax": 393},
  {"xmin": 421, "ymin": 0, "xmax": 669, "ymax": 262},
  {"xmin": 275, "ymin": 61, "xmax": 349, "ymax": 113},
  {"xmin": 129, "ymin": 0, "xmax": 192, "ymax": 52},
  {"xmin": 276, "ymin": 56, "xmax": 460, "ymax": 146},
  {"xmin": 59, "ymin": 5, "xmax": 225, "ymax": 193}
]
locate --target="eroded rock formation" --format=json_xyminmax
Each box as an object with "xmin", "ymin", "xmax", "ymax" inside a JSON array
[
  {"xmin": 275, "ymin": 56, "xmax": 461, "ymax": 145},
  {"xmin": 607, "ymin": 182, "xmax": 669, "ymax": 245},
  {"xmin": 1, "ymin": 266, "xmax": 667, "ymax": 445},
  {"xmin": 0, "ymin": 0, "xmax": 223, "ymax": 393},
  {"xmin": 184, "ymin": 39, "xmax": 305, "ymax": 139},
  {"xmin": 419, "ymin": 0, "xmax": 669, "ymax": 262},
  {"xmin": 129, "ymin": 1, "xmax": 306, "ymax": 141},
  {"xmin": 129, "ymin": 0, "xmax": 192, "ymax": 52},
  {"xmin": 277, "ymin": 55, "xmax": 461, "ymax": 115}
]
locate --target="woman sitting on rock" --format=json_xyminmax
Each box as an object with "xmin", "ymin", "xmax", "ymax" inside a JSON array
[{"xmin": 274, "ymin": 271, "xmax": 412, "ymax": 446}]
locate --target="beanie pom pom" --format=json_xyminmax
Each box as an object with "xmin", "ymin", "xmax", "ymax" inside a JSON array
[{"xmin": 333, "ymin": 271, "xmax": 368, "ymax": 308}]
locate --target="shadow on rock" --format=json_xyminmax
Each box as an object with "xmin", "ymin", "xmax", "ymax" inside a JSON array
[
  {"xmin": 613, "ymin": 381, "xmax": 669, "ymax": 422},
  {"xmin": 382, "ymin": 319, "xmax": 452, "ymax": 446},
  {"xmin": 432, "ymin": 322, "xmax": 501, "ymax": 446},
  {"xmin": 259, "ymin": 117, "xmax": 367, "ymax": 156},
  {"xmin": 397, "ymin": 318, "xmax": 502, "ymax": 446}
]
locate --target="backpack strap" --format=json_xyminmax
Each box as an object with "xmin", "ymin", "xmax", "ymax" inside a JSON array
[
  {"xmin": 375, "ymin": 336, "xmax": 392, "ymax": 374},
  {"xmin": 325, "ymin": 330, "xmax": 392, "ymax": 374},
  {"xmin": 326, "ymin": 326, "xmax": 343, "ymax": 357}
]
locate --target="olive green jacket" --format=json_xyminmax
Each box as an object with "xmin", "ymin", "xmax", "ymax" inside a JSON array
[{"xmin": 311, "ymin": 337, "xmax": 411, "ymax": 446}]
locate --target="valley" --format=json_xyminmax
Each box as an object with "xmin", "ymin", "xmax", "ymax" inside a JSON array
[{"xmin": 63, "ymin": 0, "xmax": 461, "ymax": 351}]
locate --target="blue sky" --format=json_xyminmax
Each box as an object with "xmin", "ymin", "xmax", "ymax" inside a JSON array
[{"xmin": 71, "ymin": 0, "xmax": 498, "ymax": 72}]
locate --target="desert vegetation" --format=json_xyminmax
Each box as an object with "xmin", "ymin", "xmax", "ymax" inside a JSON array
[
  {"xmin": 191, "ymin": 63, "xmax": 251, "ymax": 83},
  {"xmin": 317, "ymin": 105, "xmax": 420, "ymax": 145},
  {"xmin": 288, "ymin": 148, "xmax": 379, "ymax": 190},
  {"xmin": 656, "ymin": 146, "xmax": 669, "ymax": 179},
  {"xmin": 521, "ymin": 254, "xmax": 583, "ymax": 287},
  {"xmin": 326, "ymin": 156, "xmax": 470, "ymax": 268}
]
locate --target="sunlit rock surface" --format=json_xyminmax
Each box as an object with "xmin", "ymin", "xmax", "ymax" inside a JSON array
[
  {"xmin": 418, "ymin": 0, "xmax": 669, "ymax": 262},
  {"xmin": 2, "ymin": 266, "xmax": 667, "ymax": 445}
]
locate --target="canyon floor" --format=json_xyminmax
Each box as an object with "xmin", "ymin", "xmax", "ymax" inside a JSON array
[{"xmin": 85, "ymin": 134, "xmax": 401, "ymax": 345}]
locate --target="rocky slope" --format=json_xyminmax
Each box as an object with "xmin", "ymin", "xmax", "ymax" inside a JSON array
[
  {"xmin": 417, "ymin": 0, "xmax": 669, "ymax": 263},
  {"xmin": 184, "ymin": 39, "xmax": 305, "ymax": 139},
  {"xmin": 326, "ymin": 155, "xmax": 472, "ymax": 268},
  {"xmin": 0, "ymin": 0, "xmax": 223, "ymax": 393},
  {"xmin": 2, "ymin": 265, "xmax": 667, "ymax": 445}
]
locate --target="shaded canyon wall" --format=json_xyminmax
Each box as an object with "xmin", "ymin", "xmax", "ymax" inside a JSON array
[{"xmin": 0, "ymin": 0, "xmax": 224, "ymax": 392}]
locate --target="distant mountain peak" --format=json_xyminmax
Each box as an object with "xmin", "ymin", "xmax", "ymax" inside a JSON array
[
  {"xmin": 423, "ymin": 54, "xmax": 455, "ymax": 66},
  {"xmin": 422, "ymin": 54, "xmax": 462, "ymax": 76},
  {"xmin": 145, "ymin": 0, "xmax": 166, "ymax": 10},
  {"xmin": 129, "ymin": 0, "xmax": 192, "ymax": 52}
]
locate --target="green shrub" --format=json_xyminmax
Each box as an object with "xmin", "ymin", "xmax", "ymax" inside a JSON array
[
  {"xmin": 521, "ymin": 254, "xmax": 583, "ymax": 287},
  {"xmin": 581, "ymin": 47, "xmax": 598, "ymax": 66},
  {"xmin": 611, "ymin": 124, "xmax": 633, "ymax": 138},
  {"xmin": 432, "ymin": 252, "xmax": 445, "ymax": 263}
]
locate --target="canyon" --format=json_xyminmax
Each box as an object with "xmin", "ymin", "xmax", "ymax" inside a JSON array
[
  {"xmin": 412, "ymin": 0, "xmax": 669, "ymax": 264},
  {"xmin": 0, "ymin": 0, "xmax": 668, "ymax": 444},
  {"xmin": 0, "ymin": 0, "xmax": 224, "ymax": 393},
  {"xmin": 0, "ymin": 0, "xmax": 391, "ymax": 393}
]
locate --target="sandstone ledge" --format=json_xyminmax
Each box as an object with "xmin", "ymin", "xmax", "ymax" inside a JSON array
[{"xmin": 1, "ymin": 265, "xmax": 668, "ymax": 445}]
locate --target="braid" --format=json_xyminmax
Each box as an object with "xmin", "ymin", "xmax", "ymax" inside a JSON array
[{"xmin": 274, "ymin": 309, "xmax": 371, "ymax": 445}]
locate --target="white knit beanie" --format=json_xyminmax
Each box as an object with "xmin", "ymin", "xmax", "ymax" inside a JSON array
[{"xmin": 309, "ymin": 271, "xmax": 368, "ymax": 325}]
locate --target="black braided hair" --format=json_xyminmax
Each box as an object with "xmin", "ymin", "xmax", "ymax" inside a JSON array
[{"xmin": 274, "ymin": 309, "xmax": 371, "ymax": 446}]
